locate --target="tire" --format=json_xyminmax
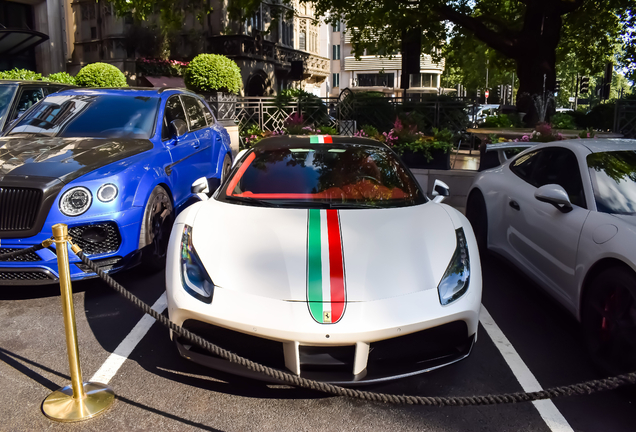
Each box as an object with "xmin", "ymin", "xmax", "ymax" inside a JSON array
[
  {"xmin": 220, "ymin": 153, "xmax": 232, "ymax": 185},
  {"xmin": 140, "ymin": 185, "xmax": 174, "ymax": 273},
  {"xmin": 582, "ymin": 266, "xmax": 636, "ymax": 376},
  {"xmin": 465, "ymin": 190, "xmax": 488, "ymax": 251}
]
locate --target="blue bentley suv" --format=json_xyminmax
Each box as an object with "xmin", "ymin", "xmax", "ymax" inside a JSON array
[{"xmin": 0, "ymin": 87, "xmax": 233, "ymax": 284}]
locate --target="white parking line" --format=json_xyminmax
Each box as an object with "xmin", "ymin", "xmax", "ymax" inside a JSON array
[
  {"xmin": 480, "ymin": 305, "xmax": 574, "ymax": 432},
  {"xmin": 90, "ymin": 293, "xmax": 167, "ymax": 384}
]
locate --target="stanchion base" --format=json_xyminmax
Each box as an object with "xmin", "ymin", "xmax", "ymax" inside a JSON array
[{"xmin": 42, "ymin": 382, "xmax": 115, "ymax": 422}]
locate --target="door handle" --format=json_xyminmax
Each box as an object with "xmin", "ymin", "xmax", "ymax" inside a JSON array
[{"xmin": 509, "ymin": 200, "xmax": 520, "ymax": 211}]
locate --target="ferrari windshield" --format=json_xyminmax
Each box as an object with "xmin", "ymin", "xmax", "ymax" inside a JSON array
[
  {"xmin": 220, "ymin": 143, "xmax": 426, "ymax": 208},
  {"xmin": 587, "ymin": 151, "xmax": 636, "ymax": 214},
  {"xmin": 7, "ymin": 93, "xmax": 159, "ymax": 139},
  {"xmin": 0, "ymin": 84, "xmax": 17, "ymax": 126}
]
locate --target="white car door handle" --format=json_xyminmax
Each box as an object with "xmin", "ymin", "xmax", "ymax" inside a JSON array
[{"xmin": 509, "ymin": 200, "xmax": 520, "ymax": 211}]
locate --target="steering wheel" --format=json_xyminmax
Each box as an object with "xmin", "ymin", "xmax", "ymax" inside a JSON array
[{"xmin": 354, "ymin": 175, "xmax": 381, "ymax": 184}]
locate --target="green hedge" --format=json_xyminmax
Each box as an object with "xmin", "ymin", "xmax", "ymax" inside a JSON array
[
  {"xmin": 44, "ymin": 72, "xmax": 76, "ymax": 85},
  {"xmin": 0, "ymin": 68, "xmax": 42, "ymax": 81},
  {"xmin": 75, "ymin": 62, "xmax": 128, "ymax": 88},
  {"xmin": 184, "ymin": 54, "xmax": 242, "ymax": 94}
]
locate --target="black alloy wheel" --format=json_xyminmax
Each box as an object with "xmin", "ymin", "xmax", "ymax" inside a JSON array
[
  {"xmin": 583, "ymin": 266, "xmax": 636, "ymax": 376},
  {"xmin": 220, "ymin": 153, "xmax": 232, "ymax": 185},
  {"xmin": 465, "ymin": 190, "xmax": 488, "ymax": 251},
  {"xmin": 141, "ymin": 186, "xmax": 174, "ymax": 272}
]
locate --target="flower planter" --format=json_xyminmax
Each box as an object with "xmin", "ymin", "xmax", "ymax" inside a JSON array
[
  {"xmin": 400, "ymin": 149, "xmax": 451, "ymax": 170},
  {"xmin": 200, "ymin": 91, "xmax": 237, "ymax": 121}
]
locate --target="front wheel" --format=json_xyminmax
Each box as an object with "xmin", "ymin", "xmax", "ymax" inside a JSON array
[
  {"xmin": 220, "ymin": 153, "xmax": 232, "ymax": 185},
  {"xmin": 140, "ymin": 185, "xmax": 174, "ymax": 273},
  {"xmin": 465, "ymin": 190, "xmax": 488, "ymax": 251},
  {"xmin": 582, "ymin": 266, "xmax": 636, "ymax": 376}
]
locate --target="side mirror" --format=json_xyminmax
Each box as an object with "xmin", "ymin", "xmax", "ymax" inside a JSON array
[
  {"xmin": 233, "ymin": 149, "xmax": 248, "ymax": 167},
  {"xmin": 191, "ymin": 177, "xmax": 210, "ymax": 201},
  {"xmin": 431, "ymin": 179, "xmax": 450, "ymax": 203},
  {"xmin": 170, "ymin": 119, "xmax": 188, "ymax": 141},
  {"xmin": 534, "ymin": 184, "xmax": 572, "ymax": 213}
]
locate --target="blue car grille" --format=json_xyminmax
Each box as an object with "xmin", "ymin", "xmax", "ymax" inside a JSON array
[
  {"xmin": 0, "ymin": 270, "xmax": 54, "ymax": 282},
  {"xmin": 0, "ymin": 187, "xmax": 42, "ymax": 232},
  {"xmin": 0, "ymin": 248, "xmax": 41, "ymax": 262},
  {"xmin": 69, "ymin": 222, "xmax": 122, "ymax": 256}
]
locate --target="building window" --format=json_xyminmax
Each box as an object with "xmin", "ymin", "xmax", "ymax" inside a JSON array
[
  {"xmin": 333, "ymin": 21, "xmax": 340, "ymax": 32},
  {"xmin": 410, "ymin": 73, "xmax": 437, "ymax": 88},
  {"xmin": 332, "ymin": 44, "xmax": 340, "ymax": 60},
  {"xmin": 299, "ymin": 32, "xmax": 306, "ymax": 50},
  {"xmin": 357, "ymin": 73, "xmax": 394, "ymax": 88},
  {"xmin": 91, "ymin": 27, "xmax": 97, "ymax": 39},
  {"xmin": 333, "ymin": 73, "xmax": 340, "ymax": 88},
  {"xmin": 281, "ymin": 17, "xmax": 293, "ymax": 46}
]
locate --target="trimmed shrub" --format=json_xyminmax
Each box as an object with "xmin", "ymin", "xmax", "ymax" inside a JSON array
[
  {"xmin": 184, "ymin": 54, "xmax": 242, "ymax": 94},
  {"xmin": 75, "ymin": 62, "xmax": 128, "ymax": 88},
  {"xmin": 550, "ymin": 112, "xmax": 576, "ymax": 130},
  {"xmin": 44, "ymin": 72, "xmax": 76, "ymax": 85},
  {"xmin": 0, "ymin": 68, "xmax": 42, "ymax": 81}
]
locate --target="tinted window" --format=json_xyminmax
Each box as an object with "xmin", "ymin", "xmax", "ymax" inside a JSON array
[
  {"xmin": 510, "ymin": 149, "xmax": 540, "ymax": 182},
  {"xmin": 0, "ymin": 84, "xmax": 17, "ymax": 127},
  {"xmin": 220, "ymin": 143, "xmax": 426, "ymax": 209},
  {"xmin": 12, "ymin": 87, "xmax": 44, "ymax": 121},
  {"xmin": 198, "ymin": 99, "xmax": 215, "ymax": 125},
  {"xmin": 8, "ymin": 93, "xmax": 159, "ymax": 139},
  {"xmin": 512, "ymin": 148, "xmax": 585, "ymax": 208},
  {"xmin": 182, "ymin": 96, "xmax": 206, "ymax": 130},
  {"xmin": 162, "ymin": 96, "xmax": 187, "ymax": 140},
  {"xmin": 587, "ymin": 151, "xmax": 636, "ymax": 214}
]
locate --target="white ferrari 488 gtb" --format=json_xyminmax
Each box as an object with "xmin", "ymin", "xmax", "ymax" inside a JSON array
[{"xmin": 165, "ymin": 135, "xmax": 482, "ymax": 384}]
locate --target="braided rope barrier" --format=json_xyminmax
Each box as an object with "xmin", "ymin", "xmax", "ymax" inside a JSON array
[
  {"xmin": 76, "ymin": 249, "xmax": 635, "ymax": 406},
  {"xmin": 0, "ymin": 242, "xmax": 49, "ymax": 261}
]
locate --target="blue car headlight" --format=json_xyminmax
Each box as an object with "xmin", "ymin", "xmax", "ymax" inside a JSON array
[
  {"xmin": 181, "ymin": 225, "xmax": 214, "ymax": 303},
  {"xmin": 437, "ymin": 228, "xmax": 470, "ymax": 306}
]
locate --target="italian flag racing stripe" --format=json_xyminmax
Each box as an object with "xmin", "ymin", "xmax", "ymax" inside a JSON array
[
  {"xmin": 310, "ymin": 135, "xmax": 333, "ymax": 143},
  {"xmin": 307, "ymin": 208, "xmax": 346, "ymax": 324}
]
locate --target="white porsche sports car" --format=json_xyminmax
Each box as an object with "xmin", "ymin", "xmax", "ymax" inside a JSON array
[
  {"xmin": 466, "ymin": 139, "xmax": 636, "ymax": 376},
  {"xmin": 166, "ymin": 135, "xmax": 482, "ymax": 384}
]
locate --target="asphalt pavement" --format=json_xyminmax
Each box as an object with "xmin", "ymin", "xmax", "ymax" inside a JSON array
[{"xmin": 0, "ymin": 249, "xmax": 634, "ymax": 431}]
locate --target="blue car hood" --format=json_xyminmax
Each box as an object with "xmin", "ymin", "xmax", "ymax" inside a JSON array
[{"xmin": 0, "ymin": 136, "xmax": 153, "ymax": 184}]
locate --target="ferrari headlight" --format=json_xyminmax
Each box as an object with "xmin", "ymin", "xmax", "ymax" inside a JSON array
[
  {"xmin": 180, "ymin": 225, "xmax": 214, "ymax": 303},
  {"xmin": 437, "ymin": 228, "xmax": 470, "ymax": 306},
  {"xmin": 59, "ymin": 187, "xmax": 92, "ymax": 216}
]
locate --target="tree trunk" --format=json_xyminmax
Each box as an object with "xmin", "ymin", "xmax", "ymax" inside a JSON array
[{"xmin": 514, "ymin": 4, "xmax": 562, "ymax": 126}]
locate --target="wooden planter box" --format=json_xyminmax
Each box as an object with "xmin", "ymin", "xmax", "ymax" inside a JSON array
[
  {"xmin": 400, "ymin": 149, "xmax": 451, "ymax": 170},
  {"xmin": 200, "ymin": 91, "xmax": 237, "ymax": 121}
]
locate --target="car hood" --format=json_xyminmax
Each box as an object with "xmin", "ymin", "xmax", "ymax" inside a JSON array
[
  {"xmin": 191, "ymin": 201, "xmax": 457, "ymax": 303},
  {"xmin": 0, "ymin": 136, "xmax": 153, "ymax": 183}
]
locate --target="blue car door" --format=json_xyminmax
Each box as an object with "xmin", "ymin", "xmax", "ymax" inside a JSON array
[
  {"xmin": 181, "ymin": 95, "xmax": 216, "ymax": 175},
  {"xmin": 162, "ymin": 95, "xmax": 211, "ymax": 207},
  {"xmin": 197, "ymin": 98, "xmax": 224, "ymax": 177}
]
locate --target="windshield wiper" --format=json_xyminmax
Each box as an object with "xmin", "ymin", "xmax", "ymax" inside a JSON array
[
  {"xmin": 330, "ymin": 202, "xmax": 383, "ymax": 209},
  {"xmin": 8, "ymin": 132, "xmax": 52, "ymax": 137},
  {"xmin": 224, "ymin": 195, "xmax": 277, "ymax": 207}
]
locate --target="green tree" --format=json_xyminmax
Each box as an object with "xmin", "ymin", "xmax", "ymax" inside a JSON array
[{"xmin": 107, "ymin": 0, "xmax": 634, "ymax": 125}]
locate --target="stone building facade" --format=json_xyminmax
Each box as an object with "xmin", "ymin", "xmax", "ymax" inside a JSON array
[
  {"xmin": 67, "ymin": 0, "xmax": 329, "ymax": 96},
  {"xmin": 328, "ymin": 20, "xmax": 446, "ymax": 98}
]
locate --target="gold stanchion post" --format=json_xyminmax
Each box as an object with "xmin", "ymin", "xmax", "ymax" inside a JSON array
[{"xmin": 42, "ymin": 223, "xmax": 115, "ymax": 422}]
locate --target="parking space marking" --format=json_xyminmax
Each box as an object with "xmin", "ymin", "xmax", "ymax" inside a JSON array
[
  {"xmin": 480, "ymin": 305, "xmax": 574, "ymax": 432},
  {"xmin": 90, "ymin": 293, "xmax": 167, "ymax": 384}
]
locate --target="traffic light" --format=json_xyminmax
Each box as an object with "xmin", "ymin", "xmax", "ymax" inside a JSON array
[
  {"xmin": 580, "ymin": 76, "xmax": 589, "ymax": 94},
  {"xmin": 496, "ymin": 85, "xmax": 502, "ymax": 100},
  {"xmin": 476, "ymin": 88, "xmax": 481, "ymax": 98},
  {"xmin": 555, "ymin": 80, "xmax": 561, "ymax": 93},
  {"xmin": 601, "ymin": 62, "xmax": 613, "ymax": 100}
]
